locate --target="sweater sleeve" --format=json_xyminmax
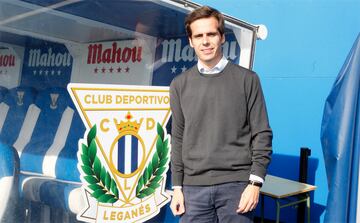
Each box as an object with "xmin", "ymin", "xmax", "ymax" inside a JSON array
[
  {"xmin": 169, "ymin": 79, "xmax": 185, "ymax": 186},
  {"xmin": 246, "ymin": 72, "xmax": 273, "ymax": 180}
]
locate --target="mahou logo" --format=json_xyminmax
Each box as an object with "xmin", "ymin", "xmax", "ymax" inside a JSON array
[
  {"xmin": 0, "ymin": 54, "xmax": 15, "ymax": 67},
  {"xmin": 87, "ymin": 42, "xmax": 142, "ymax": 65},
  {"xmin": 151, "ymin": 36, "xmax": 240, "ymax": 81},
  {"xmin": 0, "ymin": 45, "xmax": 24, "ymax": 89},
  {"xmin": 71, "ymin": 40, "xmax": 155, "ymax": 85},
  {"xmin": 25, "ymin": 47, "xmax": 72, "ymax": 78},
  {"xmin": 28, "ymin": 48, "xmax": 72, "ymax": 67},
  {"xmin": 161, "ymin": 38, "xmax": 238, "ymax": 63}
]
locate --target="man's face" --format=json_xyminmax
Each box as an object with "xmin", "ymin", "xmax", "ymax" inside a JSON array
[{"xmin": 189, "ymin": 17, "xmax": 225, "ymax": 69}]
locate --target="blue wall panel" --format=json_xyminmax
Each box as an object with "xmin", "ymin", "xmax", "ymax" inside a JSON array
[{"xmin": 194, "ymin": 0, "xmax": 360, "ymax": 222}]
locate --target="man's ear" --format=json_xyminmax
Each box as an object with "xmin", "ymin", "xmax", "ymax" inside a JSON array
[
  {"xmin": 189, "ymin": 38, "xmax": 194, "ymax": 48},
  {"xmin": 221, "ymin": 34, "xmax": 225, "ymax": 44}
]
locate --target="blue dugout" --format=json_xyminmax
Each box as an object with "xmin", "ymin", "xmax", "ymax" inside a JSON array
[{"xmin": 0, "ymin": 0, "xmax": 331, "ymax": 223}]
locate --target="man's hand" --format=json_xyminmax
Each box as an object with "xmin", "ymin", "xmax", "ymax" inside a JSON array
[
  {"xmin": 237, "ymin": 184, "xmax": 260, "ymax": 213},
  {"xmin": 170, "ymin": 188, "xmax": 185, "ymax": 216}
]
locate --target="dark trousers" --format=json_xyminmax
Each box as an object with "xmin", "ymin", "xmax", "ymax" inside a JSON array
[{"xmin": 181, "ymin": 182, "xmax": 253, "ymax": 223}]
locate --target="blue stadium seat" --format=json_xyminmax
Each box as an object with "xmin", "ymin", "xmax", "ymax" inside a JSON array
[
  {"xmin": 20, "ymin": 176, "xmax": 82, "ymax": 213},
  {"xmin": 0, "ymin": 86, "xmax": 8, "ymax": 102},
  {"xmin": 0, "ymin": 142, "xmax": 20, "ymax": 222},
  {"xmin": 20, "ymin": 87, "xmax": 73, "ymax": 175},
  {"xmin": 0, "ymin": 87, "xmax": 9, "ymax": 139},
  {"xmin": 18, "ymin": 87, "xmax": 86, "ymax": 215},
  {"xmin": 0, "ymin": 87, "xmax": 37, "ymax": 146},
  {"xmin": 55, "ymin": 110, "xmax": 85, "ymax": 182}
]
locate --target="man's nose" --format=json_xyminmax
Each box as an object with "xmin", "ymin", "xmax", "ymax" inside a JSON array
[{"xmin": 202, "ymin": 35, "xmax": 209, "ymax": 45}]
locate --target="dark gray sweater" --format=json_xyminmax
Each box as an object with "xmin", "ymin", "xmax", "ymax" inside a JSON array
[{"xmin": 170, "ymin": 62, "xmax": 272, "ymax": 186}]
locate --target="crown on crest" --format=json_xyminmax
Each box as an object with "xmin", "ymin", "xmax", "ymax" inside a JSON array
[{"xmin": 116, "ymin": 112, "xmax": 143, "ymax": 134}]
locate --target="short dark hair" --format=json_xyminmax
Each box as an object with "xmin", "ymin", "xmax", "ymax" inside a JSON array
[{"xmin": 185, "ymin": 6, "xmax": 225, "ymax": 38}]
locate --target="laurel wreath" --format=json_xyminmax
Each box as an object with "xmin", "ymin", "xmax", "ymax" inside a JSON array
[
  {"xmin": 80, "ymin": 123, "xmax": 169, "ymax": 202},
  {"xmin": 136, "ymin": 123, "xmax": 169, "ymax": 199},
  {"xmin": 80, "ymin": 125, "xmax": 119, "ymax": 203}
]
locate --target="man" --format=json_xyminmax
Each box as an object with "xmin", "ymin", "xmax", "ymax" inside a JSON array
[{"xmin": 169, "ymin": 6, "xmax": 272, "ymax": 223}]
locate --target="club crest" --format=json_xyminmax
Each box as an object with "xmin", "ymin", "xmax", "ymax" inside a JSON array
[{"xmin": 68, "ymin": 83, "xmax": 171, "ymax": 223}]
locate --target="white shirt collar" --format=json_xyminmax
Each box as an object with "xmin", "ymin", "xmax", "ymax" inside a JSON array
[{"xmin": 197, "ymin": 55, "xmax": 228, "ymax": 75}]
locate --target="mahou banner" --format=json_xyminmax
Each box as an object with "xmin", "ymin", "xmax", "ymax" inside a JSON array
[
  {"xmin": 70, "ymin": 39, "xmax": 156, "ymax": 85},
  {"xmin": 152, "ymin": 33, "xmax": 240, "ymax": 86},
  {"xmin": 0, "ymin": 43, "xmax": 24, "ymax": 89},
  {"xmin": 21, "ymin": 40, "xmax": 72, "ymax": 89},
  {"xmin": 68, "ymin": 83, "xmax": 171, "ymax": 223}
]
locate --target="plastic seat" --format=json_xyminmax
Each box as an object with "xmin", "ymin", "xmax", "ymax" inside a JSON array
[
  {"xmin": 20, "ymin": 87, "xmax": 73, "ymax": 175},
  {"xmin": 20, "ymin": 175, "xmax": 82, "ymax": 213},
  {"xmin": 0, "ymin": 86, "xmax": 7, "ymax": 102},
  {"xmin": 0, "ymin": 86, "xmax": 9, "ymax": 137},
  {"xmin": 19, "ymin": 87, "xmax": 86, "ymax": 214},
  {"xmin": 0, "ymin": 142, "xmax": 20, "ymax": 222},
  {"xmin": 0, "ymin": 87, "xmax": 37, "ymax": 146},
  {"xmin": 55, "ymin": 110, "xmax": 85, "ymax": 182}
]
